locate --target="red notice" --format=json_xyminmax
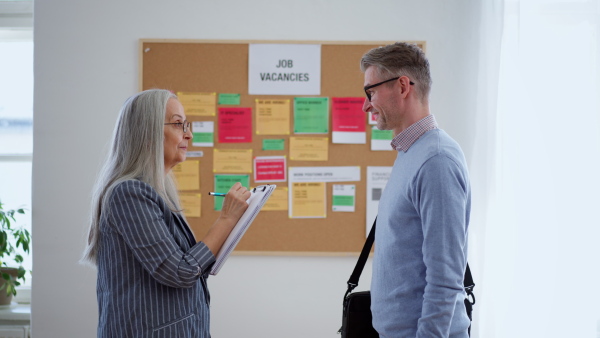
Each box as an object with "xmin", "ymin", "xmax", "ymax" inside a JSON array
[
  {"xmin": 218, "ymin": 107, "xmax": 252, "ymax": 143},
  {"xmin": 254, "ymin": 156, "xmax": 286, "ymax": 182},
  {"xmin": 332, "ymin": 97, "xmax": 366, "ymax": 132}
]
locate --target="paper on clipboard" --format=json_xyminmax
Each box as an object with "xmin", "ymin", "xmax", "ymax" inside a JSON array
[{"xmin": 210, "ymin": 184, "xmax": 276, "ymax": 275}]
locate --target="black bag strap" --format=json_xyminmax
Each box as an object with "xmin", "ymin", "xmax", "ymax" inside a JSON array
[
  {"xmin": 344, "ymin": 217, "xmax": 377, "ymax": 298},
  {"xmin": 464, "ymin": 263, "xmax": 476, "ymax": 305},
  {"xmin": 345, "ymin": 217, "xmax": 475, "ymax": 301},
  {"xmin": 464, "ymin": 264, "xmax": 474, "ymax": 288}
]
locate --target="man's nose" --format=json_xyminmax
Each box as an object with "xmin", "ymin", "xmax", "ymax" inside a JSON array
[{"xmin": 362, "ymin": 97, "xmax": 372, "ymax": 113}]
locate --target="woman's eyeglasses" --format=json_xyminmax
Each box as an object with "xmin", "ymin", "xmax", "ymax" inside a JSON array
[{"xmin": 164, "ymin": 120, "xmax": 191, "ymax": 133}]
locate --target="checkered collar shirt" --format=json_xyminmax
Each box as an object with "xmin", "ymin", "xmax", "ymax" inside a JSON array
[{"xmin": 390, "ymin": 115, "xmax": 438, "ymax": 152}]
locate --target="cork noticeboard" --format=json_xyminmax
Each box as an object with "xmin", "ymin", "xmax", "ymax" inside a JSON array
[{"xmin": 140, "ymin": 39, "xmax": 425, "ymax": 255}]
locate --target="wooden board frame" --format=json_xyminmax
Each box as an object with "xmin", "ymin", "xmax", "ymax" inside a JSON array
[{"xmin": 140, "ymin": 39, "xmax": 425, "ymax": 256}]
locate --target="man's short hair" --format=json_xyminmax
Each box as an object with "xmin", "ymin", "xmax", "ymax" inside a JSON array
[{"xmin": 360, "ymin": 42, "xmax": 432, "ymax": 102}]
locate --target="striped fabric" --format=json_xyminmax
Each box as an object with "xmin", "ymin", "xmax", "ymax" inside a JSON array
[
  {"xmin": 96, "ymin": 179, "xmax": 215, "ymax": 338},
  {"xmin": 391, "ymin": 114, "xmax": 438, "ymax": 152}
]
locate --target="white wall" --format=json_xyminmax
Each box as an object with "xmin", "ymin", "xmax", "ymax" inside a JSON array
[{"xmin": 32, "ymin": 1, "xmax": 481, "ymax": 337}]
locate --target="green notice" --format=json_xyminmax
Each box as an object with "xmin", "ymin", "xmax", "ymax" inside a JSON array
[
  {"xmin": 262, "ymin": 139, "xmax": 285, "ymax": 151},
  {"xmin": 293, "ymin": 97, "xmax": 329, "ymax": 134},
  {"xmin": 213, "ymin": 174, "xmax": 250, "ymax": 211},
  {"xmin": 371, "ymin": 127, "xmax": 394, "ymax": 140},
  {"xmin": 193, "ymin": 132, "xmax": 214, "ymax": 144},
  {"xmin": 218, "ymin": 93, "xmax": 241, "ymax": 105},
  {"xmin": 332, "ymin": 195, "xmax": 355, "ymax": 206}
]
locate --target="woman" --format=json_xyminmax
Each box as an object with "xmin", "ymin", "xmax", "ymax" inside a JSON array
[{"xmin": 82, "ymin": 89, "xmax": 250, "ymax": 337}]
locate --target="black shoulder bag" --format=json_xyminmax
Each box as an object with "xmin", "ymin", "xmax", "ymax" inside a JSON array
[{"xmin": 338, "ymin": 217, "xmax": 476, "ymax": 337}]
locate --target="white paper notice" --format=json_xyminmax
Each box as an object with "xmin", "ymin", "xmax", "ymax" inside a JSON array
[
  {"xmin": 368, "ymin": 111, "xmax": 378, "ymax": 125},
  {"xmin": 332, "ymin": 131, "xmax": 367, "ymax": 144},
  {"xmin": 249, "ymin": 44, "xmax": 321, "ymax": 95},
  {"xmin": 370, "ymin": 126, "xmax": 394, "ymax": 151},
  {"xmin": 288, "ymin": 166, "xmax": 361, "ymax": 183},
  {"xmin": 186, "ymin": 151, "xmax": 204, "ymax": 158},
  {"xmin": 366, "ymin": 166, "xmax": 393, "ymax": 236},
  {"xmin": 332, "ymin": 184, "xmax": 356, "ymax": 212},
  {"xmin": 192, "ymin": 121, "xmax": 214, "ymax": 147}
]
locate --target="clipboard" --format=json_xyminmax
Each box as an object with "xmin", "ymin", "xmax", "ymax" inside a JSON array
[{"xmin": 210, "ymin": 184, "xmax": 276, "ymax": 275}]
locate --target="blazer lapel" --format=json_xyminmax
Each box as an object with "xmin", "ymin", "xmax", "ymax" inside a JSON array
[{"xmin": 172, "ymin": 212, "xmax": 196, "ymax": 248}]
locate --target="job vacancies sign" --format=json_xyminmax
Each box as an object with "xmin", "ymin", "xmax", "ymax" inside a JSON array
[{"xmin": 248, "ymin": 44, "xmax": 321, "ymax": 95}]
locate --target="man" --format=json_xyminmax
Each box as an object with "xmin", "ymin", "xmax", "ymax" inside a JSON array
[{"xmin": 361, "ymin": 42, "xmax": 471, "ymax": 337}]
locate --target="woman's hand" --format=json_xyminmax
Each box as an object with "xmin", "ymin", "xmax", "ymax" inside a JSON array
[
  {"xmin": 203, "ymin": 182, "xmax": 251, "ymax": 256},
  {"xmin": 219, "ymin": 182, "xmax": 251, "ymax": 223}
]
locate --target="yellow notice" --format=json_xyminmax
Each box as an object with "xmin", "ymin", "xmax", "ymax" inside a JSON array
[
  {"xmin": 289, "ymin": 137, "xmax": 329, "ymax": 161},
  {"xmin": 180, "ymin": 193, "xmax": 201, "ymax": 218},
  {"xmin": 262, "ymin": 187, "xmax": 288, "ymax": 211},
  {"xmin": 255, "ymin": 99, "xmax": 290, "ymax": 135},
  {"xmin": 173, "ymin": 160, "xmax": 200, "ymax": 190},
  {"xmin": 213, "ymin": 149, "xmax": 253, "ymax": 173},
  {"xmin": 290, "ymin": 182, "xmax": 326, "ymax": 218},
  {"xmin": 177, "ymin": 92, "xmax": 216, "ymax": 116}
]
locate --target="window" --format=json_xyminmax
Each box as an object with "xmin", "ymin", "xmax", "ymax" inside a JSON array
[
  {"xmin": 473, "ymin": 1, "xmax": 600, "ymax": 336},
  {"xmin": 0, "ymin": 30, "xmax": 33, "ymax": 291}
]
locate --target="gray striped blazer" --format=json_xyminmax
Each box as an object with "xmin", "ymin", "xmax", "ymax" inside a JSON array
[{"xmin": 96, "ymin": 179, "xmax": 215, "ymax": 338}]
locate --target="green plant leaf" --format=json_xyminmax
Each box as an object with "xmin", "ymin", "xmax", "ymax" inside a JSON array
[
  {"xmin": 0, "ymin": 232, "xmax": 6, "ymax": 252},
  {"xmin": 0, "ymin": 204, "xmax": 30, "ymax": 289},
  {"xmin": 6, "ymin": 283, "xmax": 15, "ymax": 296}
]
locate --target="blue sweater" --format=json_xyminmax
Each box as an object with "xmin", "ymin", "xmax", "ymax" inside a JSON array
[{"xmin": 371, "ymin": 129, "xmax": 471, "ymax": 337}]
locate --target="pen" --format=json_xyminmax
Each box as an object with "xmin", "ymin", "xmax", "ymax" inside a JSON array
[{"xmin": 208, "ymin": 192, "xmax": 226, "ymax": 197}]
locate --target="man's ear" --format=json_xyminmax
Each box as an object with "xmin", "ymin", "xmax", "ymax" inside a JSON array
[{"xmin": 398, "ymin": 76, "xmax": 412, "ymax": 98}]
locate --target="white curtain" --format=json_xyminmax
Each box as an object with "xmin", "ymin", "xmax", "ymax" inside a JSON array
[{"xmin": 471, "ymin": 1, "xmax": 600, "ymax": 337}]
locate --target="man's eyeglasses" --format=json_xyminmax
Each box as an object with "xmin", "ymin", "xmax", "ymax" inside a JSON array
[
  {"xmin": 164, "ymin": 120, "xmax": 191, "ymax": 133},
  {"xmin": 364, "ymin": 77, "xmax": 414, "ymax": 102}
]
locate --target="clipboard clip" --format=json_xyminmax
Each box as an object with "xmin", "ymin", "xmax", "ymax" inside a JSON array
[{"xmin": 252, "ymin": 184, "xmax": 270, "ymax": 193}]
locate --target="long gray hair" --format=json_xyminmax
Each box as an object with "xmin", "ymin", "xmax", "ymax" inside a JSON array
[{"xmin": 81, "ymin": 89, "xmax": 180, "ymax": 265}]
